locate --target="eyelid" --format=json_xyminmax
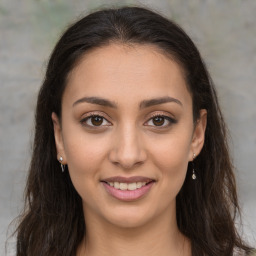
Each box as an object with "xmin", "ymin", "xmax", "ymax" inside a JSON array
[
  {"xmin": 145, "ymin": 111, "xmax": 176, "ymax": 120},
  {"xmin": 80, "ymin": 111, "xmax": 112, "ymax": 127},
  {"xmin": 79, "ymin": 111, "xmax": 177, "ymax": 128},
  {"xmin": 144, "ymin": 111, "xmax": 177, "ymax": 127}
]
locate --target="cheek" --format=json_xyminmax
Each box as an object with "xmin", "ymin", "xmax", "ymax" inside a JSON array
[
  {"xmin": 62, "ymin": 132, "xmax": 112, "ymax": 210},
  {"xmin": 62, "ymin": 129, "xmax": 111, "ymax": 186},
  {"xmin": 149, "ymin": 132, "xmax": 192, "ymax": 194},
  {"xmin": 151, "ymin": 130, "xmax": 191, "ymax": 165}
]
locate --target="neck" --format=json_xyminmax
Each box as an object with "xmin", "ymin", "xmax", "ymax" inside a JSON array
[{"xmin": 77, "ymin": 206, "xmax": 191, "ymax": 256}]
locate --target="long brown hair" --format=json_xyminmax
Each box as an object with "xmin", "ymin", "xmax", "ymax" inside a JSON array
[{"xmin": 14, "ymin": 6, "xmax": 252, "ymax": 256}]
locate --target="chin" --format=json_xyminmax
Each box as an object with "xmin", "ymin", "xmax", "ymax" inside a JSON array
[{"xmin": 102, "ymin": 205, "xmax": 156, "ymax": 229}]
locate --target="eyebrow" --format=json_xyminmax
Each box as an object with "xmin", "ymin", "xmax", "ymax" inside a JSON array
[
  {"xmin": 72, "ymin": 96, "xmax": 182, "ymax": 108},
  {"xmin": 139, "ymin": 96, "xmax": 183, "ymax": 109},
  {"xmin": 73, "ymin": 97, "xmax": 117, "ymax": 108}
]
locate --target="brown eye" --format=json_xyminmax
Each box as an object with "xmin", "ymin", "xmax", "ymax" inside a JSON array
[
  {"xmin": 145, "ymin": 115, "xmax": 177, "ymax": 128},
  {"xmin": 91, "ymin": 116, "xmax": 103, "ymax": 126},
  {"xmin": 152, "ymin": 116, "xmax": 165, "ymax": 126},
  {"xmin": 80, "ymin": 114, "xmax": 111, "ymax": 128}
]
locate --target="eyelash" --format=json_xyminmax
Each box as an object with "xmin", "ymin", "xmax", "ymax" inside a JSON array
[
  {"xmin": 80, "ymin": 113, "xmax": 112, "ymax": 128},
  {"xmin": 80, "ymin": 112, "xmax": 177, "ymax": 129},
  {"xmin": 144, "ymin": 114, "xmax": 177, "ymax": 128}
]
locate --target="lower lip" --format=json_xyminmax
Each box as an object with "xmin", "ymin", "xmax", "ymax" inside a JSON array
[{"xmin": 102, "ymin": 182, "xmax": 155, "ymax": 201}]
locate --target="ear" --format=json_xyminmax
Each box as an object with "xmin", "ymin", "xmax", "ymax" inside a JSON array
[
  {"xmin": 189, "ymin": 109, "xmax": 207, "ymax": 161},
  {"xmin": 52, "ymin": 112, "xmax": 67, "ymax": 164}
]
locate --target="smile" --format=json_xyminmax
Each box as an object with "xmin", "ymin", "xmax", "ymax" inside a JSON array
[
  {"xmin": 101, "ymin": 176, "xmax": 155, "ymax": 201},
  {"xmin": 106, "ymin": 181, "xmax": 148, "ymax": 191}
]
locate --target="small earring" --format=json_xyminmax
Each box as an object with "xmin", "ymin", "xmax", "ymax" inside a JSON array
[
  {"xmin": 59, "ymin": 156, "xmax": 65, "ymax": 172},
  {"xmin": 192, "ymin": 153, "xmax": 196, "ymax": 180}
]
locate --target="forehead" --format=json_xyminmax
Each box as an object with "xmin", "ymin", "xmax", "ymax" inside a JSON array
[{"xmin": 64, "ymin": 43, "xmax": 191, "ymax": 108}]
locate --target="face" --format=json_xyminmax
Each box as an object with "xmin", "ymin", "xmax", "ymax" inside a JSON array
[{"xmin": 52, "ymin": 43, "xmax": 207, "ymax": 229}]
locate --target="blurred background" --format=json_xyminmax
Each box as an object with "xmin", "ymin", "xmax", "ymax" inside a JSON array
[{"xmin": 0, "ymin": 0, "xmax": 255, "ymax": 254}]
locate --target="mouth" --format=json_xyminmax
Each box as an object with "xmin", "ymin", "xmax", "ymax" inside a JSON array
[
  {"xmin": 101, "ymin": 176, "xmax": 156, "ymax": 201},
  {"xmin": 102, "ymin": 180, "xmax": 153, "ymax": 191}
]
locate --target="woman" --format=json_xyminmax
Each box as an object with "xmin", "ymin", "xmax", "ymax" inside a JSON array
[{"xmin": 14, "ymin": 6, "xmax": 253, "ymax": 256}]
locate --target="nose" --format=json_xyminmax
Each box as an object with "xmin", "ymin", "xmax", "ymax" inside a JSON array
[{"xmin": 108, "ymin": 125, "xmax": 147, "ymax": 169}]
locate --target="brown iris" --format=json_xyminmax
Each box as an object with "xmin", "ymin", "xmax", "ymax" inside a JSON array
[
  {"xmin": 91, "ymin": 116, "xmax": 103, "ymax": 126},
  {"xmin": 152, "ymin": 116, "xmax": 165, "ymax": 126}
]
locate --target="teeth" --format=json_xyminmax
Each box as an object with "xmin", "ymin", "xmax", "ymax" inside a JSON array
[
  {"xmin": 128, "ymin": 183, "xmax": 136, "ymax": 190},
  {"xmin": 107, "ymin": 181, "xmax": 149, "ymax": 190},
  {"xmin": 119, "ymin": 183, "xmax": 128, "ymax": 190},
  {"xmin": 136, "ymin": 182, "xmax": 142, "ymax": 188},
  {"xmin": 114, "ymin": 182, "xmax": 120, "ymax": 189}
]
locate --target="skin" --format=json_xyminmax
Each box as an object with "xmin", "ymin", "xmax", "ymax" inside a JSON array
[{"xmin": 52, "ymin": 43, "xmax": 207, "ymax": 256}]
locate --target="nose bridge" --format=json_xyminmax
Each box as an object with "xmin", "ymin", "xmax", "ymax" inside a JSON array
[
  {"xmin": 109, "ymin": 122, "xmax": 146, "ymax": 169},
  {"xmin": 120, "ymin": 124, "xmax": 139, "ymax": 153}
]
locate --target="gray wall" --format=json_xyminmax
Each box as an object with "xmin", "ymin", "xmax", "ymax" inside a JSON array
[{"xmin": 1, "ymin": 0, "xmax": 255, "ymax": 254}]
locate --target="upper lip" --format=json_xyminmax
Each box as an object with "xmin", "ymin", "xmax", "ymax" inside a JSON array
[{"xmin": 101, "ymin": 176, "xmax": 155, "ymax": 183}]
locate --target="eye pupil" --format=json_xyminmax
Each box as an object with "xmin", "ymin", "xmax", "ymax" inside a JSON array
[
  {"xmin": 153, "ymin": 116, "xmax": 165, "ymax": 126},
  {"xmin": 91, "ymin": 116, "xmax": 103, "ymax": 126}
]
